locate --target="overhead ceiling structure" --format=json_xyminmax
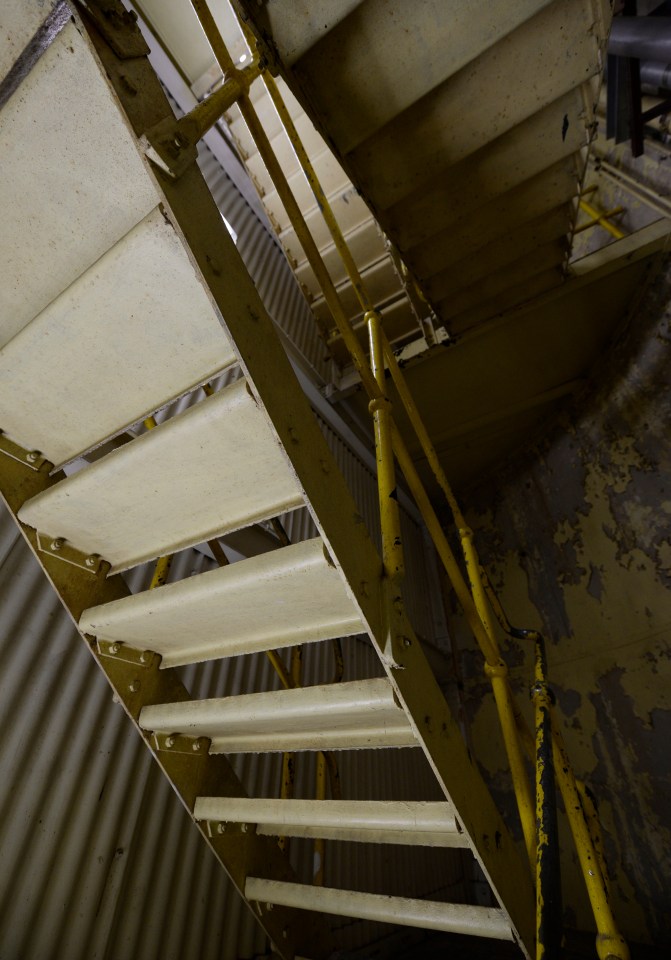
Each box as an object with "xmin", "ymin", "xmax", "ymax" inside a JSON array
[{"xmin": 231, "ymin": 0, "xmax": 670, "ymax": 491}]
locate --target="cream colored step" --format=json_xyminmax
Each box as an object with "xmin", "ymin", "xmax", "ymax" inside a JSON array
[
  {"xmin": 0, "ymin": 207, "xmax": 236, "ymax": 465},
  {"xmin": 19, "ymin": 380, "xmax": 303, "ymax": 571},
  {"xmin": 195, "ymin": 798, "xmax": 469, "ymax": 848},
  {"xmin": 245, "ymin": 878, "xmax": 514, "ymax": 941},
  {"xmin": 80, "ymin": 538, "xmax": 362, "ymax": 667},
  {"xmin": 139, "ymin": 678, "xmax": 418, "ymax": 753},
  {"xmin": 0, "ymin": 18, "xmax": 159, "ymax": 347}
]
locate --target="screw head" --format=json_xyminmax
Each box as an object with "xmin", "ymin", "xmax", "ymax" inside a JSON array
[
  {"xmin": 165, "ymin": 736, "xmax": 175, "ymax": 748},
  {"xmin": 26, "ymin": 450, "xmax": 39, "ymax": 463},
  {"xmin": 50, "ymin": 538, "xmax": 64, "ymax": 551},
  {"xmin": 85, "ymin": 554, "xmax": 98, "ymax": 567},
  {"xmin": 109, "ymin": 643, "xmax": 119, "ymax": 655}
]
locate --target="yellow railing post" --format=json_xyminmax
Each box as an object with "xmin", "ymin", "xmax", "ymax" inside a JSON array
[
  {"xmin": 551, "ymin": 721, "xmax": 630, "ymax": 960},
  {"xmin": 367, "ymin": 310, "xmax": 404, "ymax": 580}
]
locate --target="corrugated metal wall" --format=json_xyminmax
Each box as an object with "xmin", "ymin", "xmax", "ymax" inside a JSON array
[{"xmin": 0, "ymin": 14, "xmax": 463, "ymax": 959}]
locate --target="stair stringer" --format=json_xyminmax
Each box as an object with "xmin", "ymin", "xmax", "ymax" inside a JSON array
[
  {"xmin": 80, "ymin": 11, "xmax": 536, "ymax": 955},
  {"xmin": 0, "ymin": 448, "xmax": 334, "ymax": 960}
]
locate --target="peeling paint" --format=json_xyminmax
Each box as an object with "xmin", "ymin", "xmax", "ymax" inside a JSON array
[{"xmin": 447, "ymin": 255, "xmax": 671, "ymax": 946}]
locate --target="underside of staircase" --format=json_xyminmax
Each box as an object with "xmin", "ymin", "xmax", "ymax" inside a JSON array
[{"xmin": 0, "ymin": 2, "xmax": 538, "ymax": 957}]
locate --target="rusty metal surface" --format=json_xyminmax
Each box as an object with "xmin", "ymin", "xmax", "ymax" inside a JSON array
[{"xmin": 448, "ymin": 255, "xmax": 671, "ymax": 947}]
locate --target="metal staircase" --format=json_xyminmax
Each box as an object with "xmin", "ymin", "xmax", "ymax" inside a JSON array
[{"xmin": 0, "ymin": 2, "xmax": 535, "ymax": 958}]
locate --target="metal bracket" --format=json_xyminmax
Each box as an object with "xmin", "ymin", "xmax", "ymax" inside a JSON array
[
  {"xmin": 151, "ymin": 732, "xmax": 210, "ymax": 755},
  {"xmin": 76, "ymin": 0, "xmax": 150, "ymax": 59},
  {"xmin": 0, "ymin": 432, "xmax": 50, "ymax": 472},
  {"xmin": 97, "ymin": 638, "xmax": 157, "ymax": 666},
  {"xmin": 36, "ymin": 530, "xmax": 107, "ymax": 575}
]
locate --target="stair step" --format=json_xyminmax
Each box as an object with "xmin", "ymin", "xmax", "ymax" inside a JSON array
[
  {"xmin": 80, "ymin": 538, "xmax": 362, "ymax": 666},
  {"xmin": 18, "ymin": 380, "xmax": 304, "ymax": 571},
  {"xmin": 194, "ymin": 798, "xmax": 469, "ymax": 847},
  {"xmin": 0, "ymin": 207, "xmax": 236, "ymax": 465},
  {"xmin": 0, "ymin": 18, "xmax": 159, "ymax": 348},
  {"xmin": 139, "ymin": 678, "xmax": 418, "ymax": 753},
  {"xmin": 245, "ymin": 878, "xmax": 514, "ymax": 941}
]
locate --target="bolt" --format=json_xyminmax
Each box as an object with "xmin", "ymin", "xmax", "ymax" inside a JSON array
[
  {"xmin": 26, "ymin": 450, "xmax": 40, "ymax": 463},
  {"xmin": 109, "ymin": 643, "xmax": 119, "ymax": 655},
  {"xmin": 165, "ymin": 735, "xmax": 175, "ymax": 748},
  {"xmin": 50, "ymin": 538, "xmax": 64, "ymax": 551},
  {"xmin": 85, "ymin": 554, "xmax": 98, "ymax": 567}
]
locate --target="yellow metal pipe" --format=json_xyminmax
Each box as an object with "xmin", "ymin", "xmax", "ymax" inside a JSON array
[
  {"xmin": 578, "ymin": 199, "xmax": 625, "ymax": 240},
  {"xmin": 462, "ymin": 531, "xmax": 535, "ymax": 868},
  {"xmin": 149, "ymin": 554, "xmax": 173, "ymax": 590},
  {"xmin": 368, "ymin": 311, "xmax": 404, "ymax": 580},
  {"xmin": 314, "ymin": 752, "xmax": 327, "ymax": 885},
  {"xmin": 263, "ymin": 73, "xmax": 372, "ymax": 316},
  {"xmin": 382, "ymin": 331, "xmax": 466, "ymax": 528},
  {"xmin": 551, "ymin": 719, "xmax": 630, "ymax": 960}
]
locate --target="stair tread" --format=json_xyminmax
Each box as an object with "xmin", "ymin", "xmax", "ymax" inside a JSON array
[
  {"xmin": 245, "ymin": 878, "xmax": 514, "ymax": 941},
  {"xmin": 0, "ymin": 207, "xmax": 236, "ymax": 465},
  {"xmin": 80, "ymin": 538, "xmax": 363, "ymax": 666},
  {"xmin": 18, "ymin": 380, "xmax": 304, "ymax": 571},
  {"xmin": 194, "ymin": 798, "xmax": 469, "ymax": 847},
  {"xmin": 0, "ymin": 19, "xmax": 159, "ymax": 348},
  {"xmin": 140, "ymin": 678, "xmax": 418, "ymax": 753}
]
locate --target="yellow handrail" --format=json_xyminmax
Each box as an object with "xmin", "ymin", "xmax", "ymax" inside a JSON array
[{"xmin": 182, "ymin": 6, "xmax": 628, "ymax": 956}]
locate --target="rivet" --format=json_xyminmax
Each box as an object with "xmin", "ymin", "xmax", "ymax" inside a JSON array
[
  {"xmin": 51, "ymin": 538, "xmax": 64, "ymax": 551},
  {"xmin": 402, "ymin": 637, "xmax": 411, "ymax": 647},
  {"xmin": 109, "ymin": 643, "xmax": 119, "ymax": 655},
  {"xmin": 26, "ymin": 450, "xmax": 40, "ymax": 463},
  {"xmin": 165, "ymin": 735, "xmax": 175, "ymax": 748}
]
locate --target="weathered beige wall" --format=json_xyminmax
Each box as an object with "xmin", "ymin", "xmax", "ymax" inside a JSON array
[{"xmin": 447, "ymin": 254, "xmax": 671, "ymax": 947}]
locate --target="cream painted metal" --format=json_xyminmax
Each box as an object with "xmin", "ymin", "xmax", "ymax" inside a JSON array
[
  {"xmin": 245, "ymin": 878, "xmax": 514, "ymax": 940},
  {"xmin": 140, "ymin": 678, "xmax": 418, "ymax": 753},
  {"xmin": 19, "ymin": 381, "xmax": 304, "ymax": 571},
  {"xmin": 80, "ymin": 539, "xmax": 363, "ymax": 666},
  {"xmin": 0, "ymin": 18, "xmax": 159, "ymax": 347},
  {"xmin": 0, "ymin": 207, "xmax": 237, "ymax": 465},
  {"xmin": 195, "ymin": 798, "xmax": 470, "ymax": 848},
  {"xmin": 0, "ymin": 3, "xmax": 539, "ymax": 955},
  {"xmin": 238, "ymin": 0, "xmax": 611, "ymax": 339}
]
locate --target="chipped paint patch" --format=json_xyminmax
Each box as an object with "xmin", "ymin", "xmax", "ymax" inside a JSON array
[{"xmin": 447, "ymin": 255, "xmax": 671, "ymax": 946}]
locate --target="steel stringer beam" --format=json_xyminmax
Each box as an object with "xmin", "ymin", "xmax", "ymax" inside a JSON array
[{"xmin": 78, "ymin": 9, "xmax": 535, "ymax": 956}]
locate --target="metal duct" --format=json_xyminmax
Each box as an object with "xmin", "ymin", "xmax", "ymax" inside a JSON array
[{"xmin": 609, "ymin": 17, "xmax": 671, "ymax": 61}]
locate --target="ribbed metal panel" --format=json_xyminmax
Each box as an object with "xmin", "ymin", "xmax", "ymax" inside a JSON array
[{"xmin": 0, "ymin": 502, "xmax": 266, "ymax": 960}]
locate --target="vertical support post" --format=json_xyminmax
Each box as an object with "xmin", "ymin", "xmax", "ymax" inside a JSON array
[
  {"xmin": 366, "ymin": 310, "xmax": 404, "ymax": 581},
  {"xmin": 531, "ymin": 635, "xmax": 562, "ymax": 960},
  {"xmin": 551, "ymin": 723, "xmax": 630, "ymax": 960},
  {"xmin": 313, "ymin": 752, "xmax": 327, "ymax": 885},
  {"xmin": 461, "ymin": 530, "xmax": 536, "ymax": 870}
]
